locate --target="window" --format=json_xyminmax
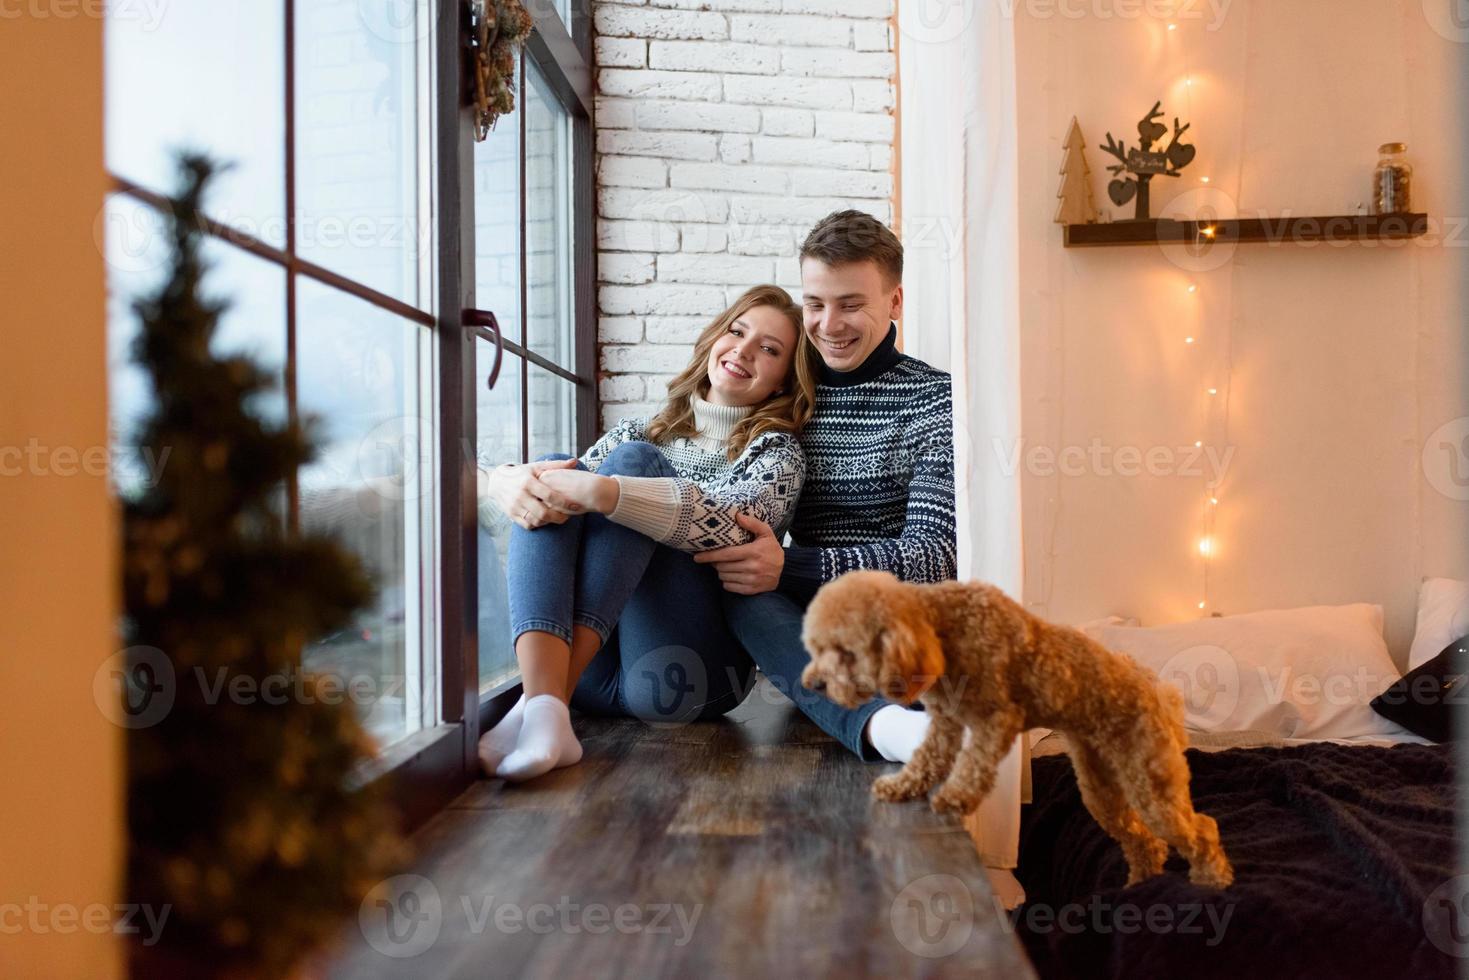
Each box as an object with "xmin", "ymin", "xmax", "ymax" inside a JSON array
[
  {"xmin": 104, "ymin": 0, "xmax": 594, "ymax": 794},
  {"xmin": 473, "ymin": 32, "xmax": 593, "ymax": 696},
  {"xmin": 105, "ymin": 1, "xmax": 438, "ymax": 751}
]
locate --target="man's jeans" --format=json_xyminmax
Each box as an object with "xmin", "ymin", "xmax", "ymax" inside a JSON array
[
  {"xmin": 506, "ymin": 442, "xmax": 755, "ymax": 725},
  {"xmin": 723, "ymin": 590, "xmax": 889, "ymax": 760}
]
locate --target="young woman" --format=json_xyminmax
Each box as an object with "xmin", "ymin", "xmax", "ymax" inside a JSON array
[{"xmin": 477, "ymin": 285, "xmax": 819, "ymax": 782}]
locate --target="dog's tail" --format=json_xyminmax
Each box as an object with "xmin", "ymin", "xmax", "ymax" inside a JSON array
[
  {"xmin": 1081, "ymin": 630, "xmax": 1192, "ymax": 751},
  {"xmin": 1153, "ymin": 676, "xmax": 1189, "ymax": 752}
]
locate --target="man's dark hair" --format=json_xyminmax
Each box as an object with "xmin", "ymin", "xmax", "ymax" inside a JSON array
[{"xmin": 799, "ymin": 210, "xmax": 903, "ymax": 286}]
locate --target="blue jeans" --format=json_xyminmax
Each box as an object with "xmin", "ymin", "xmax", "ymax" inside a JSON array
[
  {"xmin": 507, "ymin": 443, "xmax": 756, "ymax": 724},
  {"xmin": 723, "ymin": 590, "xmax": 889, "ymax": 760}
]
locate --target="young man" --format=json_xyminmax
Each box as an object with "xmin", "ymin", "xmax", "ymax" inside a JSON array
[
  {"xmin": 692, "ymin": 209, "xmax": 956, "ymax": 766},
  {"xmin": 696, "ymin": 211, "xmax": 1026, "ymax": 907}
]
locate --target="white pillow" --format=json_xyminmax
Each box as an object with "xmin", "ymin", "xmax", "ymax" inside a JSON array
[
  {"xmin": 1092, "ymin": 604, "xmax": 1411, "ymax": 740},
  {"xmin": 1408, "ymin": 578, "xmax": 1469, "ymax": 671},
  {"xmin": 1075, "ymin": 615, "xmax": 1139, "ymax": 637}
]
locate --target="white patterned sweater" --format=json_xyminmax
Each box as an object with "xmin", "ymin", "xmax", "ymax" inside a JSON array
[
  {"xmin": 590, "ymin": 396, "xmax": 805, "ymax": 551},
  {"xmin": 483, "ymin": 396, "xmax": 806, "ymax": 552}
]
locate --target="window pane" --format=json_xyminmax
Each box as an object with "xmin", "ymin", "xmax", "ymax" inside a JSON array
[
  {"xmin": 528, "ymin": 366, "xmax": 577, "ymax": 462},
  {"xmin": 473, "ymin": 54, "xmax": 523, "ymax": 347},
  {"xmin": 104, "ymin": 196, "xmax": 287, "ymax": 499},
  {"xmin": 296, "ymin": 278, "xmax": 433, "ymax": 748},
  {"xmin": 106, "ymin": 2, "xmax": 286, "ymax": 247},
  {"xmin": 476, "ymin": 352, "xmax": 525, "ymax": 470},
  {"xmin": 295, "ymin": 1, "xmax": 426, "ymax": 307},
  {"xmin": 476, "ymin": 352, "xmax": 524, "ymax": 693},
  {"xmin": 524, "ymin": 60, "xmax": 574, "ymax": 369}
]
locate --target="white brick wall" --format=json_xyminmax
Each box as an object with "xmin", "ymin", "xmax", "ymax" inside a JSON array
[{"xmin": 593, "ymin": 0, "xmax": 896, "ymax": 429}]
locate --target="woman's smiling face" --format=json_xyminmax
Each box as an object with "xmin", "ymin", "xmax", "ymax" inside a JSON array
[{"xmin": 704, "ymin": 304, "xmax": 797, "ymax": 407}]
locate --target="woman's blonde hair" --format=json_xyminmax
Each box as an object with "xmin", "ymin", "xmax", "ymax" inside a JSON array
[{"xmin": 646, "ymin": 284, "xmax": 817, "ymax": 460}]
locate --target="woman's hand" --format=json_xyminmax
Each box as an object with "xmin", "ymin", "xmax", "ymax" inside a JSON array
[
  {"xmin": 483, "ymin": 459, "xmax": 580, "ymax": 530},
  {"xmin": 537, "ymin": 468, "xmax": 620, "ymax": 516}
]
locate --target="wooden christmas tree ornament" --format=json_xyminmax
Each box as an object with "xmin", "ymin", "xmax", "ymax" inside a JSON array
[{"xmin": 1055, "ymin": 116, "xmax": 1100, "ymax": 224}]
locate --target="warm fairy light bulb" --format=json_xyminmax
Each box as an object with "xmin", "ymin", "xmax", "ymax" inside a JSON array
[
  {"xmin": 1200, "ymin": 176, "xmax": 1211, "ymax": 183},
  {"xmin": 1187, "ymin": 283, "xmax": 1197, "ymax": 293},
  {"xmin": 1209, "ymin": 496, "xmax": 1219, "ymax": 505},
  {"xmin": 1201, "ymin": 225, "xmax": 1216, "ymax": 238},
  {"xmin": 1194, "ymin": 440, "xmax": 1203, "ymax": 448},
  {"xmin": 1207, "ymin": 387, "xmax": 1218, "ymax": 395},
  {"xmin": 1198, "ymin": 537, "xmax": 1212, "ymax": 556},
  {"xmin": 1198, "ymin": 600, "xmax": 1207, "ymax": 609},
  {"xmin": 1185, "ymin": 336, "xmax": 1195, "ymax": 344},
  {"xmin": 1168, "ymin": 22, "xmax": 1177, "ymax": 31}
]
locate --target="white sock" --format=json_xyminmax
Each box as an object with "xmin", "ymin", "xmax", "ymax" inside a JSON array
[
  {"xmin": 496, "ymin": 694, "xmax": 583, "ymax": 782},
  {"xmin": 986, "ymin": 868, "xmax": 1027, "ymax": 910},
  {"xmin": 866, "ymin": 705, "xmax": 931, "ymax": 763},
  {"xmin": 477, "ymin": 694, "xmax": 526, "ymax": 777}
]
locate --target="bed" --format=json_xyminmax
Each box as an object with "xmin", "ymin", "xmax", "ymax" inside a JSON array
[{"xmin": 1014, "ymin": 728, "xmax": 1459, "ymax": 979}]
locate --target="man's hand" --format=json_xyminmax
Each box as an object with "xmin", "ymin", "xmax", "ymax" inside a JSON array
[
  {"xmin": 484, "ymin": 458, "xmax": 580, "ymax": 530},
  {"xmin": 693, "ymin": 512, "xmax": 784, "ymax": 594}
]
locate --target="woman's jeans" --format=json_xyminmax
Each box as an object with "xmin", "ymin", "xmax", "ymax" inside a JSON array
[{"xmin": 506, "ymin": 442, "xmax": 755, "ymax": 724}]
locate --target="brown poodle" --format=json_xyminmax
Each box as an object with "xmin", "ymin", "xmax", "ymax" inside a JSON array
[{"xmin": 800, "ymin": 570, "xmax": 1233, "ymax": 889}]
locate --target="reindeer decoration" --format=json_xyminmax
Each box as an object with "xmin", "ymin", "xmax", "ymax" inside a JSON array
[{"xmin": 1100, "ymin": 101, "xmax": 1196, "ymax": 220}]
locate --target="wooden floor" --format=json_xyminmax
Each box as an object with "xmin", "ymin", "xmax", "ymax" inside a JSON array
[{"xmin": 326, "ymin": 679, "xmax": 1034, "ymax": 979}]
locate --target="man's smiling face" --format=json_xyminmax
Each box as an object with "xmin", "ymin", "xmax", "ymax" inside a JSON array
[{"xmin": 799, "ymin": 257, "xmax": 904, "ymax": 372}]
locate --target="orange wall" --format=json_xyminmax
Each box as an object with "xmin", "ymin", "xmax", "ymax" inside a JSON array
[
  {"xmin": 0, "ymin": 8, "xmax": 122, "ymax": 978},
  {"xmin": 1012, "ymin": 0, "xmax": 1468, "ymax": 661}
]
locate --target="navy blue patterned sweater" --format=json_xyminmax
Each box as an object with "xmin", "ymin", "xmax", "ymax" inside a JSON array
[{"xmin": 778, "ymin": 324, "xmax": 958, "ymax": 602}]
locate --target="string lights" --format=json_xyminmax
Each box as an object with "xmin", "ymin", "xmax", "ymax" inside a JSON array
[
  {"xmin": 1169, "ymin": 13, "xmax": 1233, "ymax": 617},
  {"xmin": 1038, "ymin": 7, "xmax": 1240, "ymax": 621}
]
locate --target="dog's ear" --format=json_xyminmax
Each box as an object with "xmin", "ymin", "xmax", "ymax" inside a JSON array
[{"xmin": 877, "ymin": 592, "xmax": 944, "ymax": 705}]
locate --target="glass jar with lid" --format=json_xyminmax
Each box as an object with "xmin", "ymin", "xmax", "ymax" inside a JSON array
[{"xmin": 1372, "ymin": 142, "xmax": 1412, "ymax": 214}]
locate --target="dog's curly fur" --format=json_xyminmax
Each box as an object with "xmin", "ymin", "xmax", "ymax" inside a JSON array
[{"xmin": 800, "ymin": 570, "xmax": 1233, "ymax": 889}]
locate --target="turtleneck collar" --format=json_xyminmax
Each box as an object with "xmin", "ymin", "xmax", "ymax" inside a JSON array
[
  {"xmin": 690, "ymin": 393, "xmax": 753, "ymax": 450},
  {"xmin": 818, "ymin": 322, "xmax": 901, "ymax": 387}
]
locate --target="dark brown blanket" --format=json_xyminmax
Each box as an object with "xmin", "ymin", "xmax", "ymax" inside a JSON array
[{"xmin": 1015, "ymin": 741, "xmax": 1460, "ymax": 979}]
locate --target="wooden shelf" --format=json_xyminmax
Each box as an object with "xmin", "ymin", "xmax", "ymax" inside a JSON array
[{"xmin": 1063, "ymin": 212, "xmax": 1428, "ymax": 248}]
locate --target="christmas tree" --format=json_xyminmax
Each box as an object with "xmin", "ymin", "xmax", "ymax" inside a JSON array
[
  {"xmin": 1055, "ymin": 116, "xmax": 1100, "ymax": 224},
  {"xmin": 120, "ymin": 155, "xmax": 403, "ymax": 977}
]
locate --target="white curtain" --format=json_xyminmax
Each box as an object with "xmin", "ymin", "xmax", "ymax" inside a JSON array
[{"xmin": 899, "ymin": 0, "xmax": 1026, "ymax": 868}]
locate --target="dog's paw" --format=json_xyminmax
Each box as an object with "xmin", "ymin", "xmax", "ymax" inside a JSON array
[
  {"xmin": 872, "ymin": 773, "xmax": 924, "ymax": 802},
  {"xmin": 1189, "ymin": 861, "xmax": 1234, "ymax": 890},
  {"xmin": 929, "ymin": 789, "xmax": 978, "ymax": 816},
  {"xmin": 1124, "ymin": 866, "xmax": 1164, "ymax": 887}
]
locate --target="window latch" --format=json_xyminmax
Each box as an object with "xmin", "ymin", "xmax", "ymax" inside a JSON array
[{"xmin": 463, "ymin": 309, "xmax": 505, "ymax": 390}]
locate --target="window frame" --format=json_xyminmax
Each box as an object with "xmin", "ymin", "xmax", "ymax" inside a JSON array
[
  {"xmin": 107, "ymin": 0, "xmax": 596, "ymax": 827},
  {"xmin": 464, "ymin": 0, "xmax": 596, "ymax": 760}
]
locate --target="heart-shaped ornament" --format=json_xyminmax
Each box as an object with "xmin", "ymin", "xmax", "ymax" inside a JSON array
[
  {"xmin": 1168, "ymin": 142, "xmax": 1196, "ymax": 169},
  {"xmin": 1108, "ymin": 179, "xmax": 1137, "ymax": 207}
]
